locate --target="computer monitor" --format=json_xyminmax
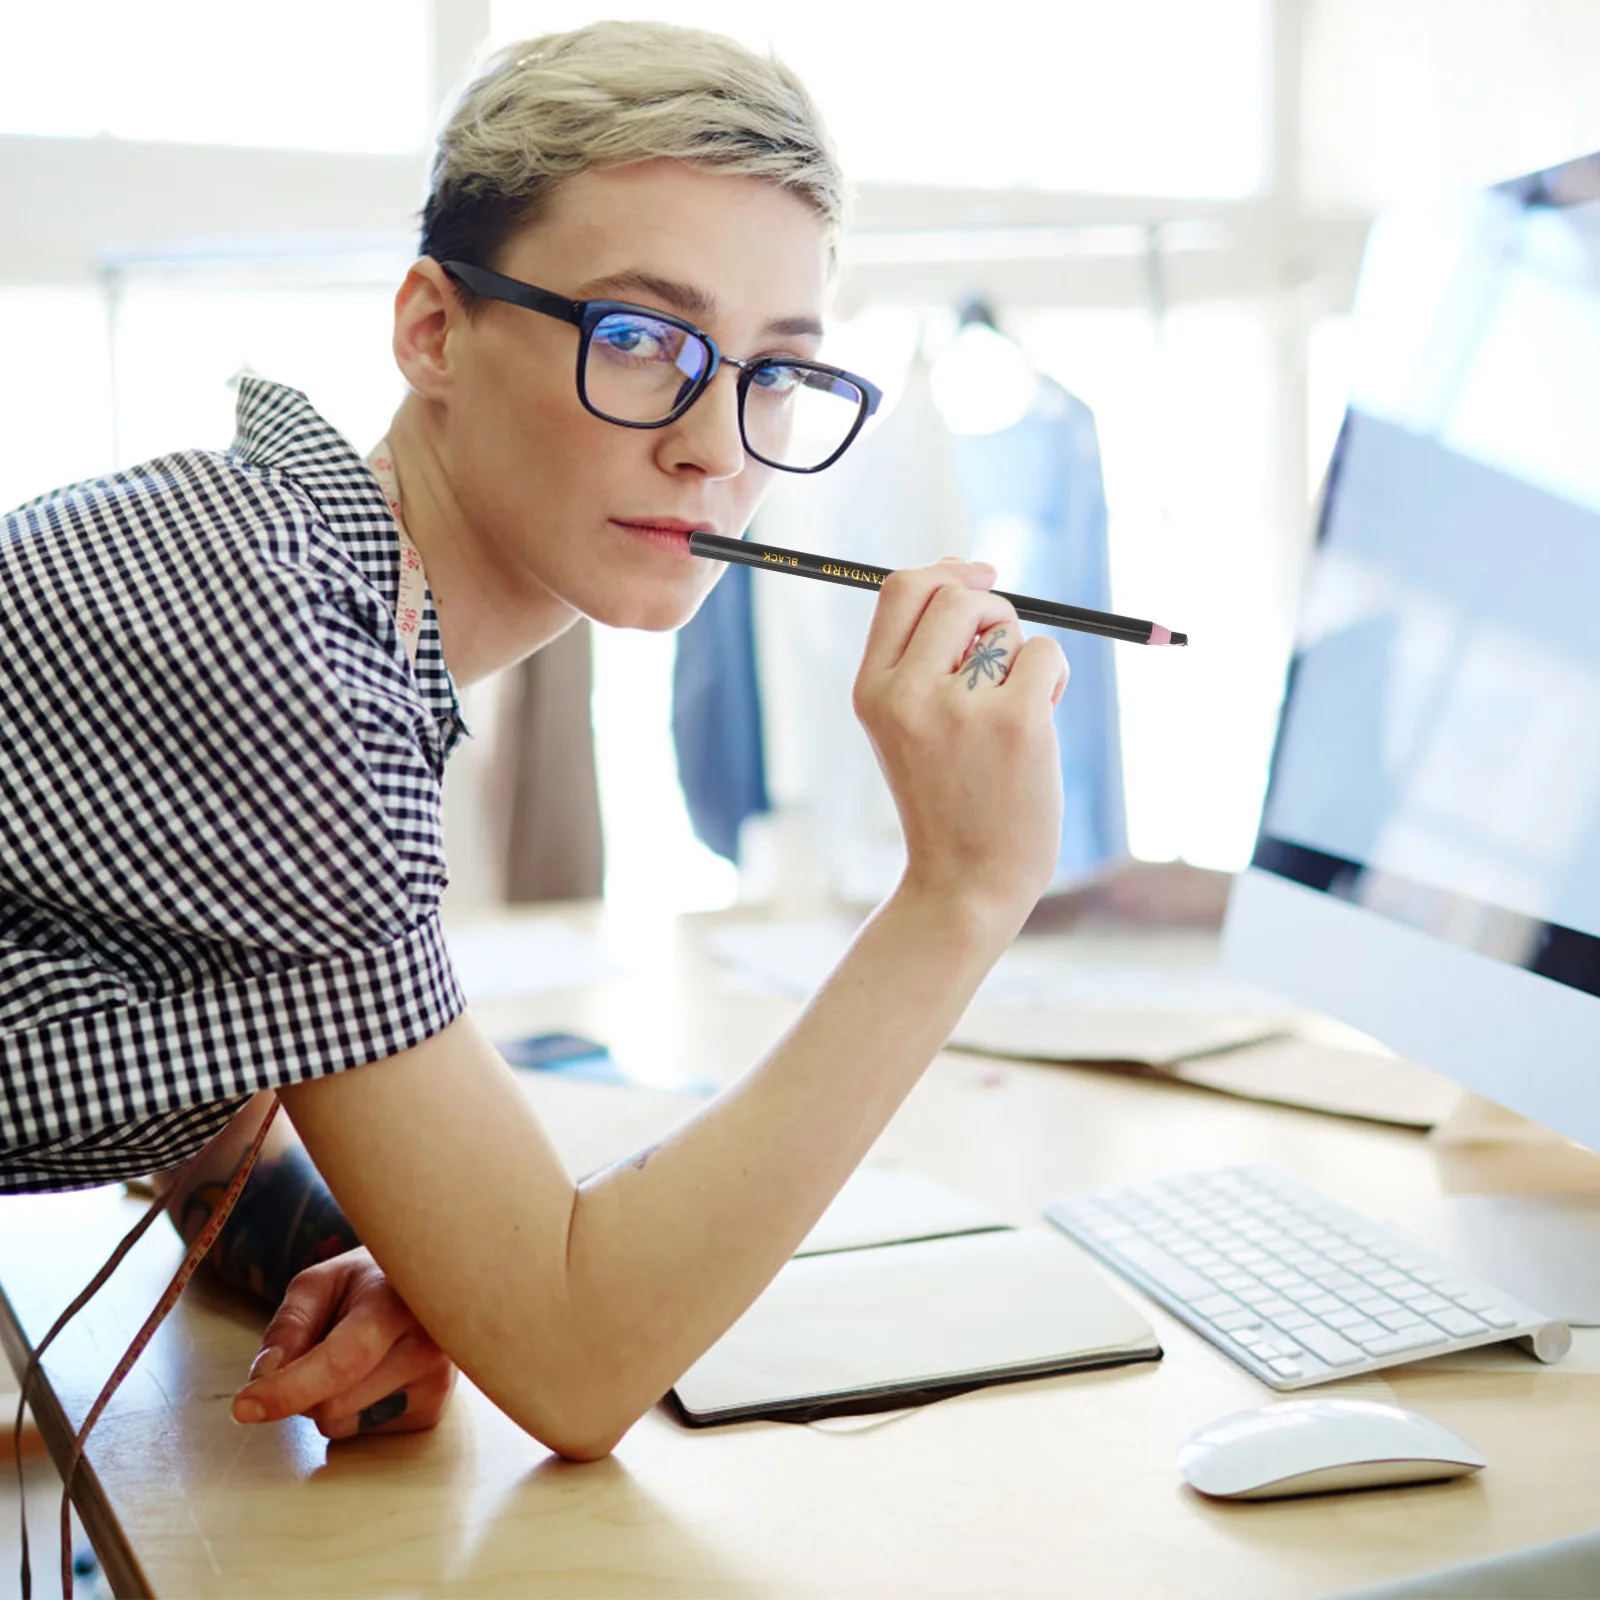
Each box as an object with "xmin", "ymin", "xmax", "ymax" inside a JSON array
[{"xmin": 1223, "ymin": 149, "xmax": 1600, "ymax": 1319}]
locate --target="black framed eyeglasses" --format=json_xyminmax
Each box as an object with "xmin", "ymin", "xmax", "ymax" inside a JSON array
[{"xmin": 441, "ymin": 260, "xmax": 882, "ymax": 474}]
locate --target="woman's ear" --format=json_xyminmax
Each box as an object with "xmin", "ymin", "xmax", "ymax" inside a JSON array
[{"xmin": 393, "ymin": 258, "xmax": 465, "ymax": 401}]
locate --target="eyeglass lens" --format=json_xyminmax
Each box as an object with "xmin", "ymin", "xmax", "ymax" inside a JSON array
[{"xmin": 583, "ymin": 311, "xmax": 864, "ymax": 471}]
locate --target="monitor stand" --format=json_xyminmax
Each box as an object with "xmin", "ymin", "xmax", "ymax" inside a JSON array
[{"xmin": 1388, "ymin": 1193, "xmax": 1600, "ymax": 1327}]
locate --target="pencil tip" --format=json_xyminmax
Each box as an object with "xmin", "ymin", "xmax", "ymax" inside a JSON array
[{"xmin": 1170, "ymin": 632, "xmax": 1188, "ymax": 647}]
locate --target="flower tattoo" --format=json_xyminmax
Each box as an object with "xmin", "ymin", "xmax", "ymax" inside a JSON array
[{"xmin": 961, "ymin": 627, "xmax": 1010, "ymax": 689}]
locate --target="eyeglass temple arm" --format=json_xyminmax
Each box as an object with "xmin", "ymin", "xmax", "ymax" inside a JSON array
[{"xmin": 439, "ymin": 261, "xmax": 584, "ymax": 327}]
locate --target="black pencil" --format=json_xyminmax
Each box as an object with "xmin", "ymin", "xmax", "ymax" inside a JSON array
[{"xmin": 687, "ymin": 531, "xmax": 1187, "ymax": 647}]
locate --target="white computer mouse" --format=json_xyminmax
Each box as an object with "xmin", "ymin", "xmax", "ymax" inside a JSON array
[{"xmin": 1176, "ymin": 1398, "xmax": 1488, "ymax": 1500}]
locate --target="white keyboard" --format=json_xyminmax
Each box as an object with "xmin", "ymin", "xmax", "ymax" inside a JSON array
[{"xmin": 1044, "ymin": 1164, "xmax": 1571, "ymax": 1390}]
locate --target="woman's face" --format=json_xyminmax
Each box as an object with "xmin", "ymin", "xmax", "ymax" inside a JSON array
[{"xmin": 438, "ymin": 159, "xmax": 833, "ymax": 632}]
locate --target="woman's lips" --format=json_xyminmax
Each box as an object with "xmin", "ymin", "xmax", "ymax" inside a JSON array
[{"xmin": 611, "ymin": 519, "xmax": 697, "ymax": 556}]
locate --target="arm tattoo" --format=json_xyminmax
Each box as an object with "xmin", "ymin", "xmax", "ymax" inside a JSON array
[
  {"xmin": 961, "ymin": 627, "xmax": 1010, "ymax": 689},
  {"xmin": 180, "ymin": 1143, "xmax": 361, "ymax": 1306}
]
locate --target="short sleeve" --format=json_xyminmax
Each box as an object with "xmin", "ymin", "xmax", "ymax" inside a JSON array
[{"xmin": 0, "ymin": 451, "xmax": 465, "ymax": 1182}]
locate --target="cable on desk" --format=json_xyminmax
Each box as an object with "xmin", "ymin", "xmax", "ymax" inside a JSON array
[{"xmin": 13, "ymin": 1100, "xmax": 281, "ymax": 1598}]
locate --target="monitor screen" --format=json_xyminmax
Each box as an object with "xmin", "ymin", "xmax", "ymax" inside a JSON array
[{"xmin": 1252, "ymin": 154, "xmax": 1600, "ymax": 1006}]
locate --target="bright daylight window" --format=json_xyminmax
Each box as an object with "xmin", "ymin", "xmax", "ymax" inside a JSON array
[
  {"xmin": 0, "ymin": 0, "xmax": 429, "ymax": 152},
  {"xmin": 106, "ymin": 264, "xmax": 406, "ymax": 465},
  {"xmin": 5, "ymin": 0, "xmax": 1284, "ymax": 913},
  {"xmin": 491, "ymin": 0, "xmax": 1269, "ymax": 197},
  {"xmin": 484, "ymin": 0, "xmax": 1277, "ymax": 893},
  {"xmin": 0, "ymin": 288, "xmax": 115, "ymax": 514}
]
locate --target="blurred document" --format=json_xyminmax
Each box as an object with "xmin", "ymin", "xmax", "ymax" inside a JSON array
[
  {"xmin": 445, "ymin": 918, "xmax": 621, "ymax": 1005},
  {"xmin": 706, "ymin": 918, "xmax": 1288, "ymax": 1013}
]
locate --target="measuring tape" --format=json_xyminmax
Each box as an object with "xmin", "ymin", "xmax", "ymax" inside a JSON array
[{"xmin": 16, "ymin": 437, "xmax": 433, "ymax": 1597}]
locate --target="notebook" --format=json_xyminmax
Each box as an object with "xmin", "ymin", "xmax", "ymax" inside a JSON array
[{"xmin": 669, "ymin": 1166, "xmax": 1162, "ymax": 1427}]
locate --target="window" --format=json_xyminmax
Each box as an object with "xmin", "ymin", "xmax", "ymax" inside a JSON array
[
  {"xmin": 0, "ymin": 1, "xmax": 429, "ymax": 152},
  {"xmin": 108, "ymin": 262, "xmax": 406, "ymax": 465},
  {"xmin": 490, "ymin": 0, "xmax": 1269, "ymax": 197},
  {"xmin": 0, "ymin": 288, "xmax": 115, "ymax": 512}
]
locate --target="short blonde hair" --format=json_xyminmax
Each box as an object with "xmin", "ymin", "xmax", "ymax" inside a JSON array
[{"xmin": 421, "ymin": 21, "xmax": 844, "ymax": 281}]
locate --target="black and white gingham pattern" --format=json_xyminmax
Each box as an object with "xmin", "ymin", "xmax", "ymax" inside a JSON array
[{"xmin": 0, "ymin": 378, "xmax": 470, "ymax": 1192}]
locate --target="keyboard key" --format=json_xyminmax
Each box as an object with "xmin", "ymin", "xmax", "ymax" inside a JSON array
[
  {"xmin": 1479, "ymin": 1307, "xmax": 1517, "ymax": 1328},
  {"xmin": 1256, "ymin": 1297, "xmax": 1296, "ymax": 1318},
  {"xmin": 1238, "ymin": 1287, "xmax": 1276, "ymax": 1306},
  {"xmin": 1272, "ymin": 1311, "xmax": 1315, "ymax": 1332},
  {"xmin": 1378, "ymin": 1310, "xmax": 1427, "ymax": 1331},
  {"xmin": 1324, "ymin": 1308, "xmax": 1365, "ymax": 1329},
  {"xmin": 1302, "ymin": 1295, "xmax": 1344, "ymax": 1316},
  {"xmin": 1350, "ymin": 1294, "xmax": 1404, "ymax": 1316},
  {"xmin": 1368, "ymin": 1269, "xmax": 1406, "ymax": 1288},
  {"xmin": 1292, "ymin": 1326, "xmax": 1366, "ymax": 1366},
  {"xmin": 1343, "ymin": 1319, "xmax": 1387, "ymax": 1344},
  {"xmin": 1213, "ymin": 1311, "xmax": 1265, "ymax": 1333},
  {"xmin": 1410, "ymin": 1294, "xmax": 1453, "ymax": 1315},
  {"xmin": 1213, "ymin": 1271, "xmax": 1255, "ymax": 1292},
  {"xmin": 1431, "ymin": 1308, "xmax": 1488, "ymax": 1338},
  {"xmin": 1361, "ymin": 1327, "xmax": 1443, "ymax": 1357},
  {"xmin": 1263, "ymin": 1271, "xmax": 1312, "ymax": 1292},
  {"xmin": 1114, "ymin": 1239, "xmax": 1213, "ymax": 1300},
  {"xmin": 1191, "ymin": 1293, "xmax": 1243, "ymax": 1318},
  {"xmin": 1313, "ymin": 1271, "xmax": 1363, "ymax": 1292},
  {"xmin": 1268, "ymin": 1357, "xmax": 1303, "ymax": 1379}
]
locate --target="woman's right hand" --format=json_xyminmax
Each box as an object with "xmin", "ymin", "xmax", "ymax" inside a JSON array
[{"xmin": 853, "ymin": 558, "xmax": 1070, "ymax": 928}]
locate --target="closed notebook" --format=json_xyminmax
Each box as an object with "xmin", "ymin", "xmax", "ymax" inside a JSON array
[{"xmin": 670, "ymin": 1169, "xmax": 1161, "ymax": 1427}]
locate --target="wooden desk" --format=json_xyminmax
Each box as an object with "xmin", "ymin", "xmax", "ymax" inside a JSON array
[{"xmin": 4, "ymin": 907, "xmax": 1599, "ymax": 1598}]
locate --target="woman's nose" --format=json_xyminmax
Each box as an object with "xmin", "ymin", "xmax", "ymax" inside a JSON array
[{"xmin": 655, "ymin": 366, "xmax": 746, "ymax": 480}]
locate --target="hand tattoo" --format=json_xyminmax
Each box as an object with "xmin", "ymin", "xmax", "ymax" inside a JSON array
[
  {"xmin": 180, "ymin": 1143, "xmax": 360, "ymax": 1305},
  {"xmin": 961, "ymin": 627, "xmax": 1010, "ymax": 689}
]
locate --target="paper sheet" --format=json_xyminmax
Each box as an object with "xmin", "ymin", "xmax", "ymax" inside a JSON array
[
  {"xmin": 947, "ymin": 1006, "xmax": 1284, "ymax": 1069},
  {"xmin": 796, "ymin": 1164, "xmax": 1008, "ymax": 1256},
  {"xmin": 1170, "ymin": 1036, "xmax": 1464, "ymax": 1128},
  {"xmin": 706, "ymin": 918, "xmax": 1290, "ymax": 1013},
  {"xmin": 445, "ymin": 918, "xmax": 622, "ymax": 1005}
]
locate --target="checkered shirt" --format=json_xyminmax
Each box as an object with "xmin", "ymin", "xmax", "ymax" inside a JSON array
[{"xmin": 0, "ymin": 377, "xmax": 470, "ymax": 1193}]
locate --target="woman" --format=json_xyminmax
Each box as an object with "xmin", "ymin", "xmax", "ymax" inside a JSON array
[{"xmin": 0, "ymin": 22, "xmax": 1067, "ymax": 1460}]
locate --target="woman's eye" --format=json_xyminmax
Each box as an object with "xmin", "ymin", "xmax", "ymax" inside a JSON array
[
  {"xmin": 594, "ymin": 318, "xmax": 671, "ymax": 359},
  {"xmin": 752, "ymin": 365, "xmax": 802, "ymax": 395}
]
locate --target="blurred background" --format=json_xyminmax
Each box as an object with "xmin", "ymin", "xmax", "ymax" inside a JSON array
[{"xmin": 3, "ymin": 0, "xmax": 1598, "ymax": 920}]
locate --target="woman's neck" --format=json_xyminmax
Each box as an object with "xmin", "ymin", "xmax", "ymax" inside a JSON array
[{"xmin": 383, "ymin": 395, "xmax": 578, "ymax": 687}]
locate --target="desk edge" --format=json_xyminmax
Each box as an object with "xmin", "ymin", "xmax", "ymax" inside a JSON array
[{"xmin": 0, "ymin": 1278, "xmax": 155, "ymax": 1600}]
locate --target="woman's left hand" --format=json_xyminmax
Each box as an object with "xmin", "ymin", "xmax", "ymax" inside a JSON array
[{"xmin": 230, "ymin": 1246, "xmax": 457, "ymax": 1439}]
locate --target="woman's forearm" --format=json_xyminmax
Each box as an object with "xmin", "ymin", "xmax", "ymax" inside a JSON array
[
  {"xmin": 556, "ymin": 882, "xmax": 1019, "ymax": 1449},
  {"xmin": 273, "ymin": 564, "xmax": 1067, "ymax": 1460},
  {"xmin": 278, "ymin": 884, "xmax": 1019, "ymax": 1460}
]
